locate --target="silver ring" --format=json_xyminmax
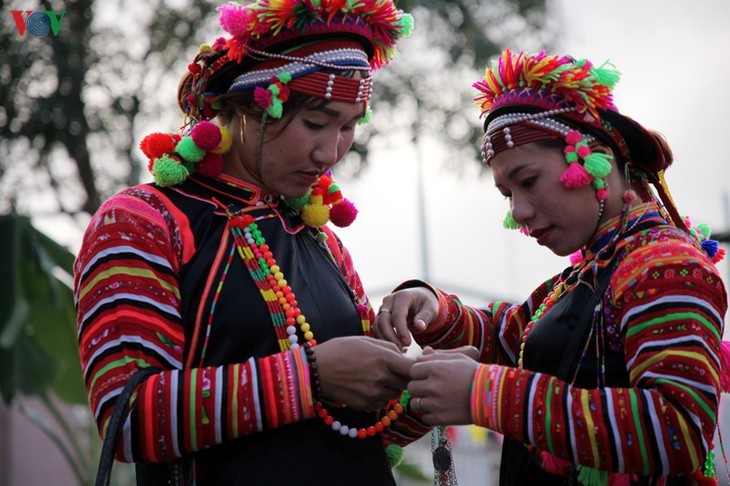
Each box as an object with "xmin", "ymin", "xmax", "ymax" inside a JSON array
[
  {"xmin": 379, "ymin": 308, "xmax": 392, "ymax": 314},
  {"xmin": 415, "ymin": 396, "xmax": 423, "ymax": 413}
]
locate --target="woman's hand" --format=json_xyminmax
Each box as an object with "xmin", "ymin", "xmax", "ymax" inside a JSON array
[
  {"xmin": 407, "ymin": 347, "xmax": 480, "ymax": 425},
  {"xmin": 313, "ymin": 336, "xmax": 413, "ymax": 411},
  {"xmin": 374, "ymin": 287, "xmax": 439, "ymax": 348}
]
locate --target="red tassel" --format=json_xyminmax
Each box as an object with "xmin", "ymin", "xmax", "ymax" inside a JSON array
[
  {"xmin": 539, "ymin": 450, "xmax": 572, "ymax": 475},
  {"xmin": 559, "ymin": 162, "xmax": 592, "ymax": 188},
  {"xmin": 713, "ymin": 248, "xmax": 726, "ymax": 264},
  {"xmin": 689, "ymin": 470, "xmax": 718, "ymax": 485},
  {"xmin": 719, "ymin": 340, "xmax": 730, "ymax": 393}
]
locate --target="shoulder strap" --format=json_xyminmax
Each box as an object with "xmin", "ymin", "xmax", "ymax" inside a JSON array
[
  {"xmin": 320, "ymin": 225, "xmax": 343, "ymax": 267},
  {"xmin": 95, "ymin": 367, "xmax": 161, "ymax": 486}
]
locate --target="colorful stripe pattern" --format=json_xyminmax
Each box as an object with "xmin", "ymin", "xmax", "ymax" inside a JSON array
[
  {"xmin": 74, "ymin": 183, "xmax": 427, "ymax": 464},
  {"xmin": 417, "ymin": 207, "xmax": 727, "ymax": 478}
]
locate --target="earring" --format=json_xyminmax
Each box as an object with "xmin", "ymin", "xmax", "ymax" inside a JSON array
[{"xmin": 239, "ymin": 113, "xmax": 247, "ymax": 144}]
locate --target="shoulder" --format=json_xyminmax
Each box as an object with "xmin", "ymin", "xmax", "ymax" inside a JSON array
[{"xmin": 611, "ymin": 225, "xmax": 725, "ymax": 303}]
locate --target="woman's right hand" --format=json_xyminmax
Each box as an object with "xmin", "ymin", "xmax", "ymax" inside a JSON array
[
  {"xmin": 313, "ymin": 336, "xmax": 413, "ymax": 411},
  {"xmin": 373, "ymin": 287, "xmax": 439, "ymax": 348}
]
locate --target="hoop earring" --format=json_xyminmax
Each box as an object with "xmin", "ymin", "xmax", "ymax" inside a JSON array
[{"xmin": 239, "ymin": 113, "xmax": 247, "ymax": 144}]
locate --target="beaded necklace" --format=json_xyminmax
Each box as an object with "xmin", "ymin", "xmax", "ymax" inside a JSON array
[
  {"xmin": 517, "ymin": 280, "xmax": 566, "ymax": 369},
  {"xmin": 226, "ymin": 206, "xmax": 408, "ymax": 439}
]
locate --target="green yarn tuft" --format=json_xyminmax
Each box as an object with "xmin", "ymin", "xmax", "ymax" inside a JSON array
[
  {"xmin": 176, "ymin": 136, "xmax": 205, "ymax": 163},
  {"xmin": 576, "ymin": 465, "xmax": 607, "ymax": 486},
  {"xmin": 284, "ymin": 190, "xmax": 311, "ymax": 211},
  {"xmin": 152, "ymin": 156, "xmax": 189, "ymax": 187},
  {"xmin": 591, "ymin": 60, "xmax": 621, "ymax": 89},
  {"xmin": 565, "ymin": 151, "xmax": 579, "ymax": 163},
  {"xmin": 592, "ymin": 179, "xmax": 606, "ymax": 190},
  {"xmin": 503, "ymin": 210, "xmax": 520, "ymax": 230},
  {"xmin": 358, "ymin": 106, "xmax": 373, "ymax": 125},
  {"xmin": 697, "ymin": 223, "xmax": 712, "ymax": 240},
  {"xmin": 583, "ymin": 153, "xmax": 613, "ymax": 179},
  {"xmin": 278, "ymin": 71, "xmax": 292, "ymax": 83},
  {"xmin": 395, "ymin": 13, "xmax": 415, "ymax": 37},
  {"xmin": 704, "ymin": 449, "xmax": 717, "ymax": 478},
  {"xmin": 385, "ymin": 444, "xmax": 405, "ymax": 469},
  {"xmin": 268, "ymin": 99, "xmax": 284, "ymax": 119}
]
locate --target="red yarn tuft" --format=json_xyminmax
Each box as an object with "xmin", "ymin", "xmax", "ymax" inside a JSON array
[
  {"xmin": 191, "ymin": 121, "xmax": 222, "ymax": 151},
  {"xmin": 539, "ymin": 450, "xmax": 572, "ymax": 475},
  {"xmin": 140, "ymin": 133, "xmax": 177, "ymax": 160},
  {"xmin": 713, "ymin": 248, "xmax": 726, "ymax": 264},
  {"xmin": 569, "ymin": 250, "xmax": 583, "ymax": 266},
  {"xmin": 329, "ymin": 199, "xmax": 358, "ymax": 227},
  {"xmin": 560, "ymin": 162, "xmax": 592, "ymax": 188},
  {"xmin": 196, "ymin": 153, "xmax": 224, "ymax": 177},
  {"xmin": 688, "ymin": 471, "xmax": 718, "ymax": 485},
  {"xmin": 596, "ymin": 188, "xmax": 609, "ymax": 200},
  {"xmin": 323, "ymin": 190, "xmax": 343, "ymax": 205}
]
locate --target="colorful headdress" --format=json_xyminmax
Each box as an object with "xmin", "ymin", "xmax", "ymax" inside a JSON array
[{"xmin": 473, "ymin": 50, "xmax": 685, "ymax": 230}]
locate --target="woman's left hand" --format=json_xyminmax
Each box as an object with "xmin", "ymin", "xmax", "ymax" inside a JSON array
[{"xmin": 407, "ymin": 347, "xmax": 479, "ymax": 425}]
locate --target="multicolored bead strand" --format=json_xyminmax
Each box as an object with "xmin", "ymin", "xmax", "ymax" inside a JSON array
[
  {"xmin": 226, "ymin": 208, "xmax": 407, "ymax": 438},
  {"xmin": 518, "ymin": 281, "xmax": 566, "ymax": 369}
]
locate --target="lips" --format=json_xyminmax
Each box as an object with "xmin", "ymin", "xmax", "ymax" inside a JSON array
[{"xmin": 530, "ymin": 227, "xmax": 554, "ymax": 245}]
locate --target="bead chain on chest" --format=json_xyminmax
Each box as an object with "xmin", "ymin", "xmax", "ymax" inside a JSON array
[
  {"xmin": 228, "ymin": 210, "xmax": 407, "ymax": 439},
  {"xmin": 518, "ymin": 281, "xmax": 566, "ymax": 369}
]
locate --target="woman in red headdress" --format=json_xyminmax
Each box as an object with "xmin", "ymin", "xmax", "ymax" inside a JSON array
[
  {"xmin": 73, "ymin": 2, "xmax": 432, "ymax": 484},
  {"xmin": 375, "ymin": 50, "xmax": 728, "ymax": 485}
]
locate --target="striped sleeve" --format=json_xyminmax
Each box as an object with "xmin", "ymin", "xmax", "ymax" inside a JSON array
[
  {"xmin": 400, "ymin": 278, "xmax": 559, "ymax": 365},
  {"xmin": 470, "ymin": 238, "xmax": 727, "ymax": 476},
  {"xmin": 74, "ymin": 188, "xmax": 315, "ymax": 463}
]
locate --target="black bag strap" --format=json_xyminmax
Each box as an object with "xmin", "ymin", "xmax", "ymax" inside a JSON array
[{"xmin": 95, "ymin": 366, "xmax": 161, "ymax": 486}]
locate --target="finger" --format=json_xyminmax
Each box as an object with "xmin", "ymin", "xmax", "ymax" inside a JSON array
[
  {"xmin": 412, "ymin": 309, "xmax": 433, "ymax": 332},
  {"xmin": 421, "ymin": 346, "xmax": 435, "ymax": 356},
  {"xmin": 373, "ymin": 311, "xmax": 400, "ymax": 345},
  {"xmin": 389, "ymin": 304, "xmax": 413, "ymax": 347},
  {"xmin": 409, "ymin": 361, "xmax": 433, "ymax": 381},
  {"xmin": 385, "ymin": 352, "xmax": 415, "ymax": 379}
]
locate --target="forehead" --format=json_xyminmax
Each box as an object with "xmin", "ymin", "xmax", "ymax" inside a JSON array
[{"xmin": 491, "ymin": 144, "xmax": 565, "ymax": 182}]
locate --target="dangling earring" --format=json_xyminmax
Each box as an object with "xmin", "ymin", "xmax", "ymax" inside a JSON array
[{"xmin": 239, "ymin": 113, "xmax": 247, "ymax": 144}]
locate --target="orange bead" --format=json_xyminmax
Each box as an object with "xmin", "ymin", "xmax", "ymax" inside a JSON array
[
  {"xmin": 380, "ymin": 417, "xmax": 391, "ymax": 427},
  {"xmin": 393, "ymin": 403, "xmax": 404, "ymax": 414},
  {"xmin": 388, "ymin": 410, "xmax": 398, "ymax": 421},
  {"xmin": 374, "ymin": 423, "xmax": 384, "ymax": 432},
  {"xmin": 357, "ymin": 429, "xmax": 367, "ymax": 439},
  {"xmin": 366, "ymin": 426, "xmax": 376, "ymax": 436}
]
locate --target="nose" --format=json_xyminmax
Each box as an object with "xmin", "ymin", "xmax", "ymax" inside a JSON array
[
  {"xmin": 311, "ymin": 133, "xmax": 340, "ymax": 169},
  {"xmin": 510, "ymin": 196, "xmax": 535, "ymax": 225}
]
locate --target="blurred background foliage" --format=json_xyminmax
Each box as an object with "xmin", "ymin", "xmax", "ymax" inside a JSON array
[{"xmin": 0, "ymin": 0, "xmax": 552, "ymax": 483}]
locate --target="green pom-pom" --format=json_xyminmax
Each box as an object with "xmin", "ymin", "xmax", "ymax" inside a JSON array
[
  {"xmin": 385, "ymin": 444, "xmax": 405, "ymax": 469},
  {"xmin": 152, "ymin": 155, "xmax": 189, "ymax": 187},
  {"xmin": 284, "ymin": 191, "xmax": 311, "ymax": 211},
  {"xmin": 277, "ymin": 72, "xmax": 292, "ymax": 83},
  {"xmin": 328, "ymin": 183, "xmax": 340, "ymax": 193},
  {"xmin": 357, "ymin": 106, "xmax": 373, "ymax": 125},
  {"xmin": 268, "ymin": 99, "xmax": 284, "ymax": 119},
  {"xmin": 565, "ymin": 151, "xmax": 579, "ymax": 163},
  {"xmin": 583, "ymin": 153, "xmax": 613, "ymax": 178},
  {"xmin": 503, "ymin": 210, "xmax": 520, "ymax": 230},
  {"xmin": 269, "ymin": 84, "xmax": 281, "ymax": 96},
  {"xmin": 176, "ymin": 136, "xmax": 205, "ymax": 163},
  {"xmin": 592, "ymin": 179, "xmax": 606, "ymax": 189},
  {"xmin": 576, "ymin": 465, "xmax": 607, "ymax": 486}
]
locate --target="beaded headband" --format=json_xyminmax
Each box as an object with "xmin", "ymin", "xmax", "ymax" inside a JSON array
[{"xmin": 473, "ymin": 50, "xmax": 669, "ymax": 230}]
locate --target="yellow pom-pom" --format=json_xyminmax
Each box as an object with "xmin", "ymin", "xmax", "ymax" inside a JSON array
[
  {"xmin": 310, "ymin": 194, "xmax": 324, "ymax": 205},
  {"xmin": 211, "ymin": 126, "xmax": 232, "ymax": 154},
  {"xmin": 301, "ymin": 203, "xmax": 330, "ymax": 228},
  {"xmin": 199, "ymin": 44, "xmax": 213, "ymax": 53}
]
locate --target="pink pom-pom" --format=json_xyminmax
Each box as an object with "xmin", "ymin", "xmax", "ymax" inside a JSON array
[
  {"xmin": 217, "ymin": 2, "xmax": 252, "ymax": 38},
  {"xmin": 560, "ymin": 162, "xmax": 592, "ymax": 188},
  {"xmin": 607, "ymin": 473, "xmax": 632, "ymax": 486},
  {"xmin": 329, "ymin": 199, "xmax": 358, "ymax": 227},
  {"xmin": 212, "ymin": 36, "xmax": 227, "ymax": 52},
  {"xmin": 254, "ymin": 87, "xmax": 273, "ymax": 108},
  {"xmin": 565, "ymin": 131, "xmax": 582, "ymax": 146},
  {"xmin": 191, "ymin": 121, "xmax": 222, "ymax": 150},
  {"xmin": 577, "ymin": 145, "xmax": 591, "ymax": 158},
  {"xmin": 569, "ymin": 250, "xmax": 583, "ymax": 266},
  {"xmin": 196, "ymin": 152, "xmax": 224, "ymax": 177},
  {"xmin": 719, "ymin": 341, "xmax": 730, "ymax": 393},
  {"xmin": 596, "ymin": 188, "xmax": 608, "ymax": 200},
  {"xmin": 564, "ymin": 145, "xmax": 576, "ymax": 154},
  {"xmin": 539, "ymin": 451, "xmax": 572, "ymax": 475}
]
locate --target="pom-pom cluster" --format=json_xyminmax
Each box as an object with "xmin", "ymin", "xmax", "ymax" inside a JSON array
[
  {"xmin": 140, "ymin": 121, "xmax": 231, "ymax": 187},
  {"xmin": 285, "ymin": 174, "xmax": 358, "ymax": 228}
]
